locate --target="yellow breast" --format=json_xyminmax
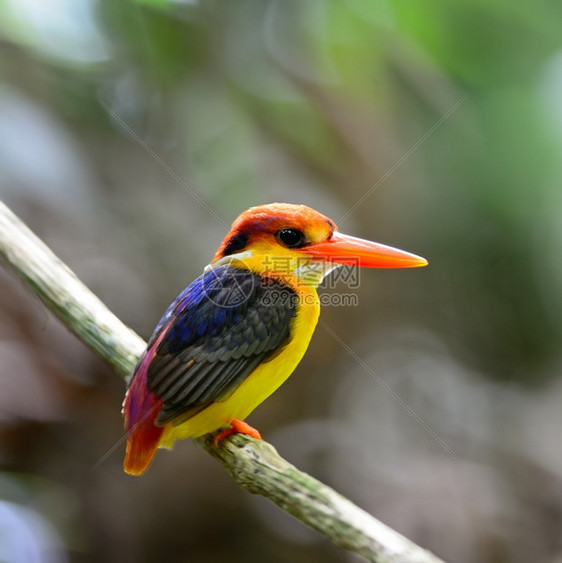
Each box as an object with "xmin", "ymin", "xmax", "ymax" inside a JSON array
[{"xmin": 160, "ymin": 285, "xmax": 320, "ymax": 448}]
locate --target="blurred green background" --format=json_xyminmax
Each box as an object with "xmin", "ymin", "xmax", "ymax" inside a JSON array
[{"xmin": 1, "ymin": 1, "xmax": 562, "ymax": 562}]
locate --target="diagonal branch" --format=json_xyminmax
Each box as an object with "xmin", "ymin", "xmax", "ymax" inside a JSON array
[{"xmin": 0, "ymin": 200, "xmax": 444, "ymax": 563}]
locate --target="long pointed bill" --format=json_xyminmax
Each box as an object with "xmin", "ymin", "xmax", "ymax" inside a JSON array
[{"xmin": 300, "ymin": 231, "xmax": 428, "ymax": 268}]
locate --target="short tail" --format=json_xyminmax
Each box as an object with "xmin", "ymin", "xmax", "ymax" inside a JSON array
[{"xmin": 122, "ymin": 366, "xmax": 164, "ymax": 476}]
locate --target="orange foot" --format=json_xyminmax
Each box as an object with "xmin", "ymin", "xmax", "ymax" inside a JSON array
[{"xmin": 213, "ymin": 419, "xmax": 262, "ymax": 447}]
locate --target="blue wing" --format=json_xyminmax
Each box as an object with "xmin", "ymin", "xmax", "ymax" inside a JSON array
[{"xmin": 141, "ymin": 265, "xmax": 297, "ymax": 426}]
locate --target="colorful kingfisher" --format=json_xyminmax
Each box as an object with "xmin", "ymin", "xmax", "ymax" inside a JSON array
[{"xmin": 122, "ymin": 203, "xmax": 427, "ymax": 475}]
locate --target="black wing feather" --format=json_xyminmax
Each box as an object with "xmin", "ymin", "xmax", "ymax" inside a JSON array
[{"xmin": 145, "ymin": 265, "xmax": 297, "ymax": 426}]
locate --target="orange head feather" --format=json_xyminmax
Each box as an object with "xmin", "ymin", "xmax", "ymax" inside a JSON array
[{"xmin": 213, "ymin": 203, "xmax": 335, "ymax": 262}]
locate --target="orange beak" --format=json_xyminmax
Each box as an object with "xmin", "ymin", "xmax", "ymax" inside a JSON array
[{"xmin": 300, "ymin": 232, "xmax": 428, "ymax": 268}]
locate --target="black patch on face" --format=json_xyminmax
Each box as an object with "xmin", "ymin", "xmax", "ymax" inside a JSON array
[
  {"xmin": 325, "ymin": 219, "xmax": 335, "ymax": 238},
  {"xmin": 222, "ymin": 231, "xmax": 250, "ymax": 256}
]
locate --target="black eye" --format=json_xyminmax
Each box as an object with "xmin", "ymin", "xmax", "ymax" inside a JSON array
[{"xmin": 276, "ymin": 228, "xmax": 306, "ymax": 248}]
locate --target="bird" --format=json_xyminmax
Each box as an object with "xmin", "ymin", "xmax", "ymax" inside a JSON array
[{"xmin": 122, "ymin": 203, "xmax": 427, "ymax": 475}]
